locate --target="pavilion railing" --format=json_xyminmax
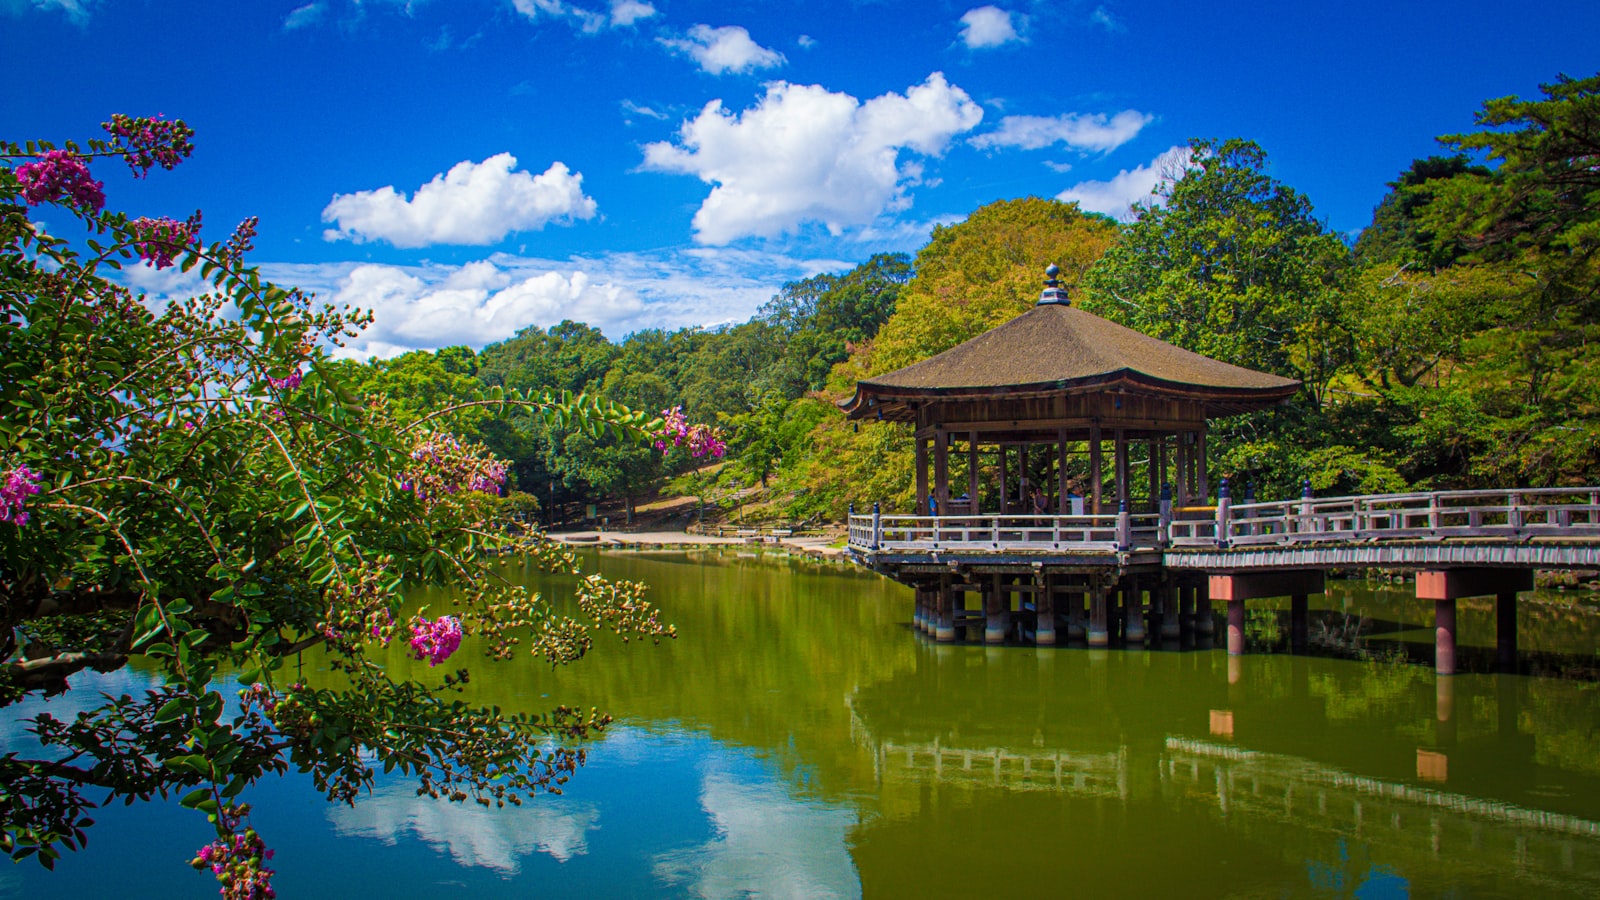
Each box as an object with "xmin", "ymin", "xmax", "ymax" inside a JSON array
[{"xmin": 849, "ymin": 487, "xmax": 1600, "ymax": 554}]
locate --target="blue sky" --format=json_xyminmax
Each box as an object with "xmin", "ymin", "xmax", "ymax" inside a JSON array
[{"xmin": 5, "ymin": 0, "xmax": 1598, "ymax": 358}]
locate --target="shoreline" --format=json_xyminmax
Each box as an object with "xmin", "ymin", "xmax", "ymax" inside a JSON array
[{"xmin": 546, "ymin": 528, "xmax": 849, "ymax": 560}]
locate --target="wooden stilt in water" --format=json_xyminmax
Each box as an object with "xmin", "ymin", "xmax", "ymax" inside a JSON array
[
  {"xmin": 1036, "ymin": 573, "xmax": 1055, "ymax": 646},
  {"xmin": 1436, "ymin": 598, "xmax": 1457, "ymax": 676},
  {"xmin": 1496, "ymin": 591, "xmax": 1517, "ymax": 673},
  {"xmin": 1124, "ymin": 575, "xmax": 1146, "ymax": 645},
  {"xmin": 1226, "ymin": 598, "xmax": 1246, "ymax": 656},
  {"xmin": 1195, "ymin": 582, "xmax": 1215, "ymax": 636},
  {"xmin": 1161, "ymin": 579, "xmax": 1181, "ymax": 639},
  {"xmin": 1088, "ymin": 578, "xmax": 1110, "ymax": 647},
  {"xmin": 986, "ymin": 574, "xmax": 1008, "ymax": 644},
  {"xmin": 1067, "ymin": 580, "xmax": 1086, "ymax": 641},
  {"xmin": 936, "ymin": 575, "xmax": 956, "ymax": 642},
  {"xmin": 1291, "ymin": 593, "xmax": 1308, "ymax": 654}
]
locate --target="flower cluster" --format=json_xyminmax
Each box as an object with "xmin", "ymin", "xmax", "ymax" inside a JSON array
[
  {"xmin": 190, "ymin": 806, "xmax": 275, "ymax": 900},
  {"xmin": 409, "ymin": 615, "xmax": 463, "ymax": 666},
  {"xmin": 267, "ymin": 368, "xmax": 302, "ymax": 391},
  {"xmin": 129, "ymin": 212, "xmax": 202, "ymax": 269},
  {"xmin": 103, "ymin": 113, "xmax": 195, "ymax": 177},
  {"xmin": 14, "ymin": 149, "xmax": 105, "ymax": 212},
  {"xmin": 400, "ymin": 433, "xmax": 508, "ymax": 501},
  {"xmin": 1, "ymin": 465, "xmax": 42, "ymax": 526},
  {"xmin": 654, "ymin": 406, "xmax": 726, "ymax": 458}
]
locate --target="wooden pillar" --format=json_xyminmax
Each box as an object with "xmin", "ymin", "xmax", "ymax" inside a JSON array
[
  {"xmin": 1157, "ymin": 438, "xmax": 1169, "ymax": 502},
  {"xmin": 1161, "ymin": 580, "xmax": 1181, "ymax": 639},
  {"xmin": 1147, "ymin": 440, "xmax": 1160, "ymax": 513},
  {"xmin": 1114, "ymin": 429, "xmax": 1129, "ymax": 511},
  {"xmin": 967, "ymin": 431, "xmax": 979, "ymax": 512},
  {"xmin": 1124, "ymin": 575, "xmax": 1146, "ymax": 644},
  {"xmin": 998, "ymin": 443, "xmax": 1009, "ymax": 515},
  {"xmin": 1197, "ymin": 429, "xmax": 1209, "ymax": 501},
  {"xmin": 1067, "ymin": 583, "xmax": 1086, "ymax": 641},
  {"xmin": 1226, "ymin": 598, "xmax": 1246, "ymax": 656},
  {"xmin": 1194, "ymin": 581, "xmax": 1214, "ymax": 636},
  {"xmin": 1036, "ymin": 573, "xmax": 1055, "ymax": 646},
  {"xmin": 986, "ymin": 574, "xmax": 1008, "ymax": 644},
  {"xmin": 1088, "ymin": 424, "xmax": 1103, "ymax": 515},
  {"xmin": 915, "ymin": 585, "xmax": 928, "ymax": 633},
  {"xmin": 1173, "ymin": 434, "xmax": 1189, "ymax": 509},
  {"xmin": 933, "ymin": 429, "xmax": 950, "ymax": 514},
  {"xmin": 1057, "ymin": 429, "xmax": 1070, "ymax": 514},
  {"xmin": 1088, "ymin": 579, "xmax": 1110, "ymax": 647},
  {"xmin": 1436, "ymin": 598, "xmax": 1457, "ymax": 676},
  {"xmin": 1181, "ymin": 583, "xmax": 1197, "ymax": 632},
  {"xmin": 1291, "ymin": 594, "xmax": 1309, "ymax": 654},
  {"xmin": 915, "ymin": 437, "xmax": 929, "ymax": 515},
  {"xmin": 936, "ymin": 575, "xmax": 956, "ymax": 642},
  {"xmin": 1496, "ymin": 592, "xmax": 1518, "ymax": 673}
]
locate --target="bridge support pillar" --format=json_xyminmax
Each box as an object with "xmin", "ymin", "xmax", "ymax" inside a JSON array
[
  {"xmin": 1193, "ymin": 583, "xmax": 1214, "ymax": 636},
  {"xmin": 1226, "ymin": 599, "xmax": 1246, "ymax": 656},
  {"xmin": 986, "ymin": 574, "xmax": 1008, "ymax": 644},
  {"xmin": 1209, "ymin": 571, "xmax": 1325, "ymax": 657},
  {"xmin": 1036, "ymin": 574, "xmax": 1056, "ymax": 646},
  {"xmin": 918, "ymin": 586, "xmax": 932, "ymax": 635},
  {"xmin": 1291, "ymin": 594, "xmax": 1309, "ymax": 654},
  {"xmin": 935, "ymin": 577, "xmax": 956, "ymax": 643},
  {"xmin": 1161, "ymin": 580, "xmax": 1182, "ymax": 639},
  {"xmin": 1088, "ymin": 581, "xmax": 1110, "ymax": 648},
  {"xmin": 1496, "ymin": 592, "xmax": 1518, "ymax": 673},
  {"xmin": 1434, "ymin": 598, "xmax": 1457, "ymax": 676},
  {"xmin": 1416, "ymin": 568, "xmax": 1533, "ymax": 675},
  {"xmin": 1067, "ymin": 584, "xmax": 1086, "ymax": 641},
  {"xmin": 1124, "ymin": 576, "xmax": 1146, "ymax": 645}
]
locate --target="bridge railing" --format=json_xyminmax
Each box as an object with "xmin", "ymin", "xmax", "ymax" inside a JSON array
[
  {"xmin": 1170, "ymin": 487, "xmax": 1600, "ymax": 548},
  {"xmin": 850, "ymin": 513, "xmax": 1162, "ymax": 552},
  {"xmin": 850, "ymin": 487, "xmax": 1600, "ymax": 554}
]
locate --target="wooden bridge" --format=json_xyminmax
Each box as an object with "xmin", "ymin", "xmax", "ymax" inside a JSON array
[{"xmin": 847, "ymin": 485, "xmax": 1600, "ymax": 674}]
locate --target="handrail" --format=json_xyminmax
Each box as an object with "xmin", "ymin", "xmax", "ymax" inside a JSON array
[{"xmin": 847, "ymin": 486, "xmax": 1600, "ymax": 554}]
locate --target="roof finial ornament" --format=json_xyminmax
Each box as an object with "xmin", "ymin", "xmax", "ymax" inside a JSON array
[{"xmin": 1038, "ymin": 263, "xmax": 1070, "ymax": 306}]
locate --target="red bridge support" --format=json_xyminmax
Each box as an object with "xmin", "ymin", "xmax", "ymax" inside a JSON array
[
  {"xmin": 1415, "ymin": 569, "xmax": 1533, "ymax": 675},
  {"xmin": 1208, "ymin": 571, "xmax": 1327, "ymax": 657}
]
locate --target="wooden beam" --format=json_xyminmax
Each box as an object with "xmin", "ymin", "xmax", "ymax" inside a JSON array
[
  {"xmin": 1209, "ymin": 570, "xmax": 1325, "ymax": 602},
  {"xmin": 1089, "ymin": 423, "xmax": 1102, "ymax": 515},
  {"xmin": 968, "ymin": 430, "xmax": 979, "ymax": 511},
  {"xmin": 934, "ymin": 429, "xmax": 950, "ymax": 513},
  {"xmin": 914, "ymin": 437, "xmax": 929, "ymax": 515},
  {"xmin": 1415, "ymin": 568, "xmax": 1534, "ymax": 600},
  {"xmin": 1057, "ymin": 428, "xmax": 1070, "ymax": 514}
]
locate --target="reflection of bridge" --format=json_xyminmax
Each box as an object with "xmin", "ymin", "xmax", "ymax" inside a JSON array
[{"xmin": 848, "ymin": 486, "xmax": 1600, "ymax": 674}]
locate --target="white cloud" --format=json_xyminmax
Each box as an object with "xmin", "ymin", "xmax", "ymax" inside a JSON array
[
  {"xmin": 797, "ymin": 34, "xmax": 816, "ymax": 49},
  {"xmin": 328, "ymin": 779, "xmax": 601, "ymax": 874},
  {"xmin": 511, "ymin": 0, "xmax": 605, "ymax": 32},
  {"xmin": 282, "ymin": 1, "xmax": 325, "ymax": 30},
  {"xmin": 2, "ymin": 0, "xmax": 94, "ymax": 24},
  {"xmin": 641, "ymin": 73, "xmax": 983, "ymax": 244},
  {"xmin": 1090, "ymin": 5, "xmax": 1124, "ymax": 32},
  {"xmin": 1056, "ymin": 144, "xmax": 1193, "ymax": 221},
  {"xmin": 264, "ymin": 246, "xmax": 851, "ymax": 359},
  {"xmin": 321, "ymin": 154, "xmax": 597, "ymax": 248},
  {"xmin": 653, "ymin": 764, "xmax": 859, "ymax": 900},
  {"xmin": 621, "ymin": 99, "xmax": 669, "ymax": 121},
  {"xmin": 609, "ymin": 0, "xmax": 655, "ymax": 26},
  {"xmin": 972, "ymin": 110, "xmax": 1152, "ymax": 153},
  {"xmin": 659, "ymin": 24, "xmax": 785, "ymax": 75},
  {"xmin": 958, "ymin": 6, "xmax": 1023, "ymax": 49}
]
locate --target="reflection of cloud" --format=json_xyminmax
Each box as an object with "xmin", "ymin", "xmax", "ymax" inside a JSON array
[
  {"xmin": 329, "ymin": 781, "xmax": 600, "ymax": 875},
  {"xmin": 654, "ymin": 762, "xmax": 859, "ymax": 899}
]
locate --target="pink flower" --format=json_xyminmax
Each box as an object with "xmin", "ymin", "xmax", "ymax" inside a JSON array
[
  {"xmin": 267, "ymin": 369, "xmax": 302, "ymax": 391},
  {"xmin": 1, "ymin": 465, "xmax": 43, "ymax": 526},
  {"xmin": 408, "ymin": 615, "xmax": 463, "ymax": 666},
  {"xmin": 103, "ymin": 114, "xmax": 195, "ymax": 177},
  {"xmin": 654, "ymin": 407, "xmax": 726, "ymax": 459},
  {"xmin": 14, "ymin": 150, "xmax": 105, "ymax": 212},
  {"xmin": 129, "ymin": 213, "xmax": 202, "ymax": 269}
]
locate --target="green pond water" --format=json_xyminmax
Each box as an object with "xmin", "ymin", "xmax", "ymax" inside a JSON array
[{"xmin": 5, "ymin": 548, "xmax": 1600, "ymax": 898}]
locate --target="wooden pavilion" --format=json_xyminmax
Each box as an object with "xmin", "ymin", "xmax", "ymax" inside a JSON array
[{"xmin": 841, "ymin": 265, "xmax": 1299, "ymax": 518}]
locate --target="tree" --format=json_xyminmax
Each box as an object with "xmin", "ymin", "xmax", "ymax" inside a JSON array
[{"xmin": 0, "ymin": 118, "xmax": 675, "ymax": 894}]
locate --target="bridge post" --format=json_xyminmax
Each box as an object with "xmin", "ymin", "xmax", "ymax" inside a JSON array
[
  {"xmin": 1291, "ymin": 594, "xmax": 1309, "ymax": 654},
  {"xmin": 1226, "ymin": 598, "xmax": 1246, "ymax": 656},
  {"xmin": 1158, "ymin": 482, "xmax": 1172, "ymax": 546},
  {"xmin": 1496, "ymin": 591, "xmax": 1518, "ymax": 673},
  {"xmin": 1194, "ymin": 582, "xmax": 1214, "ymax": 636},
  {"xmin": 914, "ymin": 584, "xmax": 926, "ymax": 634},
  {"xmin": 1124, "ymin": 574, "xmax": 1146, "ymax": 645},
  {"xmin": 1067, "ymin": 581, "xmax": 1086, "ymax": 641},
  {"xmin": 1209, "ymin": 571, "xmax": 1325, "ymax": 658},
  {"xmin": 1435, "ymin": 598, "xmax": 1457, "ymax": 676},
  {"xmin": 935, "ymin": 575, "xmax": 956, "ymax": 642},
  {"xmin": 1416, "ymin": 568, "xmax": 1533, "ymax": 675},
  {"xmin": 1161, "ymin": 577, "xmax": 1182, "ymax": 639},
  {"xmin": 986, "ymin": 574, "xmax": 1008, "ymax": 644},
  {"xmin": 1036, "ymin": 572, "xmax": 1055, "ymax": 646},
  {"xmin": 1215, "ymin": 477, "xmax": 1231, "ymax": 548},
  {"xmin": 1088, "ymin": 578, "xmax": 1110, "ymax": 647},
  {"xmin": 871, "ymin": 501, "xmax": 881, "ymax": 551}
]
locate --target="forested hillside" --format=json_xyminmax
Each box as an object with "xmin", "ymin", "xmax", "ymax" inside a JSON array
[{"xmin": 335, "ymin": 73, "xmax": 1600, "ymax": 524}]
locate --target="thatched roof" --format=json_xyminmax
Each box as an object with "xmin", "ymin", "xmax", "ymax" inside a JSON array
[{"xmin": 842, "ymin": 301, "xmax": 1300, "ymax": 421}]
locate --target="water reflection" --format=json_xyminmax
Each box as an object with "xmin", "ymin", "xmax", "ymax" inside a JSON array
[
  {"xmin": 327, "ymin": 781, "xmax": 601, "ymax": 873},
  {"xmin": 652, "ymin": 759, "xmax": 860, "ymax": 900}
]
